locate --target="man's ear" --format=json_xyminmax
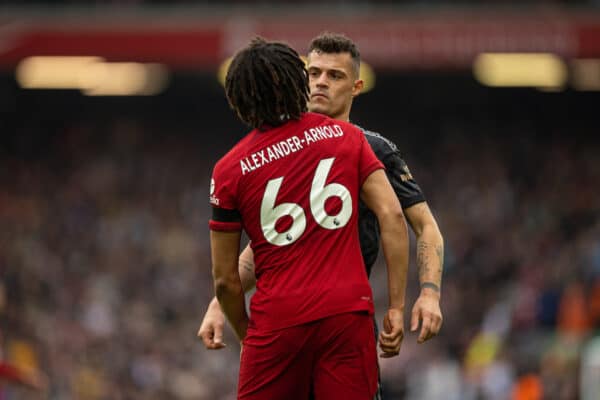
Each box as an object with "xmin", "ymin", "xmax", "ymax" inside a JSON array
[{"xmin": 352, "ymin": 79, "xmax": 364, "ymax": 97}]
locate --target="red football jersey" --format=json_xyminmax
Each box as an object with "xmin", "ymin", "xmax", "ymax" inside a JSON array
[{"xmin": 209, "ymin": 112, "xmax": 383, "ymax": 331}]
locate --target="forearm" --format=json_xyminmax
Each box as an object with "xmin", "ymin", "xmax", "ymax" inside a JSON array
[
  {"xmin": 238, "ymin": 245, "xmax": 257, "ymax": 292},
  {"xmin": 214, "ymin": 277, "xmax": 248, "ymax": 341},
  {"xmin": 207, "ymin": 246, "xmax": 255, "ymax": 324},
  {"xmin": 402, "ymin": 202, "xmax": 444, "ymax": 342},
  {"xmin": 380, "ymin": 212, "xmax": 410, "ymax": 310},
  {"xmin": 210, "ymin": 230, "xmax": 247, "ymax": 341},
  {"xmin": 415, "ymin": 224, "xmax": 444, "ymax": 294},
  {"xmin": 360, "ymin": 169, "xmax": 410, "ymax": 310}
]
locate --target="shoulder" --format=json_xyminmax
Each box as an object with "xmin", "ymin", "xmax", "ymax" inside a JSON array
[
  {"xmin": 212, "ymin": 153, "xmax": 239, "ymax": 188},
  {"xmin": 354, "ymin": 125, "xmax": 400, "ymax": 159},
  {"xmin": 308, "ymin": 113, "xmax": 360, "ymax": 134},
  {"xmin": 304, "ymin": 113, "xmax": 364, "ymax": 143},
  {"xmin": 304, "ymin": 112, "xmax": 329, "ymax": 125}
]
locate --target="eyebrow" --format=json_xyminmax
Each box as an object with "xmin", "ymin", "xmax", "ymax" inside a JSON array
[{"xmin": 308, "ymin": 66, "xmax": 347, "ymax": 76}]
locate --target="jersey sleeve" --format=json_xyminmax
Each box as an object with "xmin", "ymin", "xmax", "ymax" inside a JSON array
[
  {"xmin": 358, "ymin": 132, "xmax": 385, "ymax": 185},
  {"xmin": 208, "ymin": 161, "xmax": 243, "ymax": 232},
  {"xmin": 382, "ymin": 151, "xmax": 426, "ymax": 209}
]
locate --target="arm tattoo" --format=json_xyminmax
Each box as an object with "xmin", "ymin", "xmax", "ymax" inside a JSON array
[
  {"xmin": 417, "ymin": 240, "xmax": 443, "ymax": 291},
  {"xmin": 240, "ymin": 260, "xmax": 254, "ymax": 273},
  {"xmin": 421, "ymin": 282, "xmax": 440, "ymax": 292},
  {"xmin": 416, "ymin": 241, "xmax": 431, "ymax": 283}
]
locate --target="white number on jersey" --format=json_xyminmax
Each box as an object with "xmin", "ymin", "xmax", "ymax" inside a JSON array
[
  {"xmin": 310, "ymin": 157, "xmax": 352, "ymax": 230},
  {"xmin": 260, "ymin": 157, "xmax": 353, "ymax": 246}
]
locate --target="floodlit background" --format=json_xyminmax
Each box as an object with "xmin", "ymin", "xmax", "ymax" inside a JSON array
[{"xmin": 1, "ymin": 1, "xmax": 600, "ymax": 399}]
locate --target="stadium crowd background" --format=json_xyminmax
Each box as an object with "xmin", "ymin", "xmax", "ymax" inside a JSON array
[
  {"xmin": 1, "ymin": 1, "xmax": 600, "ymax": 399},
  {"xmin": 2, "ymin": 69, "xmax": 599, "ymax": 399},
  {"xmin": 2, "ymin": 0, "xmax": 599, "ymax": 5}
]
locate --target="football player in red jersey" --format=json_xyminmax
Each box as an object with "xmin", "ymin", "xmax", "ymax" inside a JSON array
[
  {"xmin": 201, "ymin": 33, "xmax": 444, "ymax": 399},
  {"xmin": 209, "ymin": 37, "xmax": 409, "ymax": 399}
]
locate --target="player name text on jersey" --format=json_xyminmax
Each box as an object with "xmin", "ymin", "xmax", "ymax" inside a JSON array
[{"xmin": 240, "ymin": 124, "xmax": 344, "ymax": 175}]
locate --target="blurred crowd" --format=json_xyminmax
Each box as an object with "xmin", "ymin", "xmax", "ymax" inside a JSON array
[
  {"xmin": 0, "ymin": 124, "xmax": 239, "ymax": 399},
  {"xmin": 1, "ymin": 0, "xmax": 597, "ymax": 6},
  {"xmin": 373, "ymin": 122, "xmax": 600, "ymax": 399},
  {"xmin": 0, "ymin": 114, "xmax": 599, "ymax": 399}
]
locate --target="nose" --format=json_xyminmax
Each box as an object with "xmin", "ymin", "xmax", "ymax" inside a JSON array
[{"xmin": 314, "ymin": 72, "xmax": 328, "ymax": 88}]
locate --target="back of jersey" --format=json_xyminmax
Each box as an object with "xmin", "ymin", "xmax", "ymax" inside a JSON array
[{"xmin": 210, "ymin": 112, "xmax": 383, "ymax": 331}]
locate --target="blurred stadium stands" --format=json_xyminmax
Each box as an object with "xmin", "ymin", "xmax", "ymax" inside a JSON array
[
  {"xmin": 0, "ymin": 0, "xmax": 598, "ymax": 5},
  {"xmin": 1, "ymin": 2, "xmax": 600, "ymax": 400}
]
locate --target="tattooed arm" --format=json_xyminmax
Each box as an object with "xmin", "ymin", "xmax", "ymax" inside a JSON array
[
  {"xmin": 237, "ymin": 245, "xmax": 257, "ymax": 292},
  {"xmin": 198, "ymin": 244, "xmax": 256, "ymax": 349},
  {"xmin": 372, "ymin": 137, "xmax": 443, "ymax": 344},
  {"xmin": 404, "ymin": 202, "xmax": 444, "ymax": 343}
]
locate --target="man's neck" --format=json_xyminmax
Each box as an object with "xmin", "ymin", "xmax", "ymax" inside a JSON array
[{"xmin": 331, "ymin": 113, "xmax": 350, "ymax": 122}]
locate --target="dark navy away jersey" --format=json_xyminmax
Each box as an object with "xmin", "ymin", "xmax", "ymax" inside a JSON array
[{"xmin": 358, "ymin": 128, "xmax": 426, "ymax": 275}]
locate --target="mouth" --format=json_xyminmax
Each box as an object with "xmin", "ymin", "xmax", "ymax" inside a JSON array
[{"xmin": 311, "ymin": 93, "xmax": 328, "ymax": 100}]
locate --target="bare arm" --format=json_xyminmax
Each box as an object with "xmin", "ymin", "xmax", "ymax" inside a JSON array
[
  {"xmin": 210, "ymin": 230, "xmax": 248, "ymax": 342},
  {"xmin": 198, "ymin": 244, "xmax": 256, "ymax": 349},
  {"xmin": 405, "ymin": 202, "xmax": 444, "ymax": 292},
  {"xmin": 404, "ymin": 202, "xmax": 444, "ymax": 343},
  {"xmin": 238, "ymin": 244, "xmax": 257, "ymax": 292},
  {"xmin": 361, "ymin": 169, "xmax": 409, "ymax": 357}
]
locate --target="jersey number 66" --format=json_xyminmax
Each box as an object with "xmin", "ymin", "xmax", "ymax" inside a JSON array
[{"xmin": 260, "ymin": 157, "xmax": 352, "ymax": 246}]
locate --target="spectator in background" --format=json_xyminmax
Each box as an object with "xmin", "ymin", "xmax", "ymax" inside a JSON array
[{"xmin": 0, "ymin": 333, "xmax": 47, "ymax": 394}]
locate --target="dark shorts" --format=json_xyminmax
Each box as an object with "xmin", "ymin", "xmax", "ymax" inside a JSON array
[{"xmin": 238, "ymin": 311, "xmax": 378, "ymax": 400}]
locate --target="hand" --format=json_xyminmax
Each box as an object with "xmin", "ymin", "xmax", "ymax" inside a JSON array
[
  {"xmin": 379, "ymin": 308, "xmax": 404, "ymax": 358},
  {"xmin": 197, "ymin": 297, "xmax": 227, "ymax": 349},
  {"xmin": 410, "ymin": 290, "xmax": 443, "ymax": 343}
]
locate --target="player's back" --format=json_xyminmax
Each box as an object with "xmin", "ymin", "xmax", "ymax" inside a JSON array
[{"xmin": 210, "ymin": 112, "xmax": 382, "ymax": 331}]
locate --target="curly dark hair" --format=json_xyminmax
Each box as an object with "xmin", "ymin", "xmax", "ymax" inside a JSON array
[
  {"xmin": 308, "ymin": 32, "xmax": 361, "ymax": 77},
  {"xmin": 225, "ymin": 37, "xmax": 309, "ymax": 130}
]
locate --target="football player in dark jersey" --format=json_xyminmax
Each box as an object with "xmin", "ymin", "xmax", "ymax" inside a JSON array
[{"xmin": 200, "ymin": 33, "xmax": 443, "ymax": 399}]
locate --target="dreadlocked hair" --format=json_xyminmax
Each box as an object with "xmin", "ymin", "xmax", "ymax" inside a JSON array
[{"xmin": 225, "ymin": 37, "xmax": 309, "ymax": 130}]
